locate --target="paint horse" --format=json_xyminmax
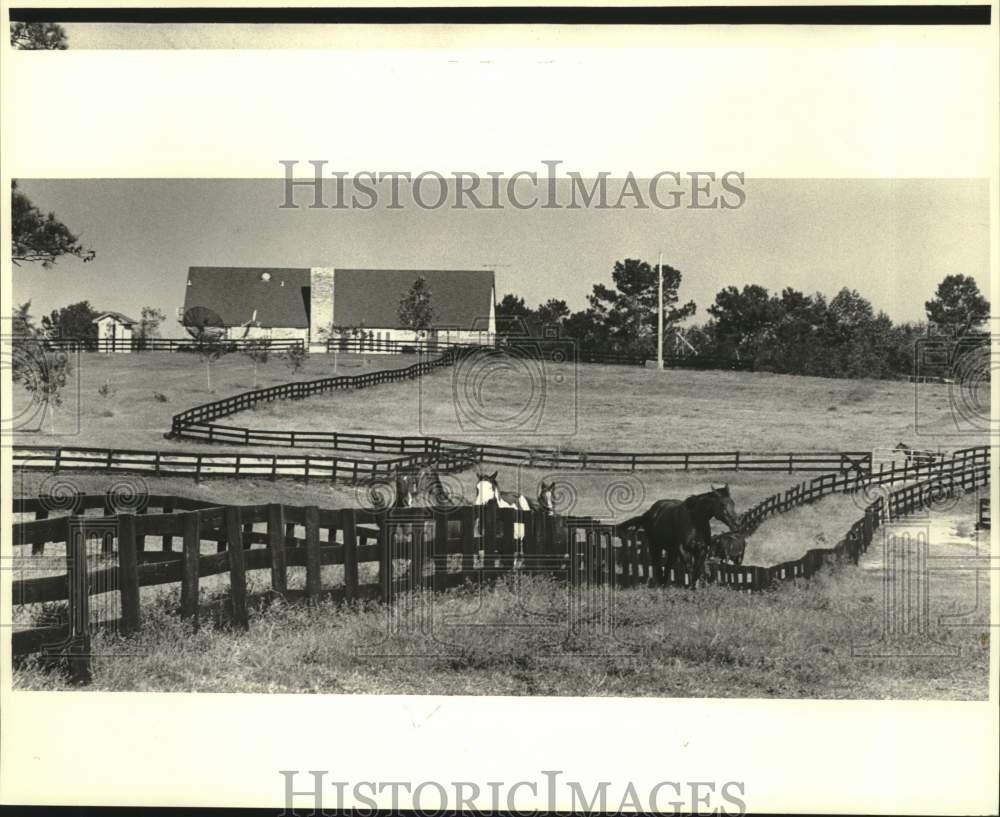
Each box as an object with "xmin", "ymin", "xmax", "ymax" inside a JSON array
[{"xmin": 474, "ymin": 471, "xmax": 548, "ymax": 567}]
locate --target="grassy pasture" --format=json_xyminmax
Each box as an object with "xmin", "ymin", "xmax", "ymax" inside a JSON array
[
  {"xmin": 238, "ymin": 357, "xmax": 984, "ymax": 453},
  {"xmin": 14, "ymin": 495, "xmax": 990, "ymax": 698},
  {"xmin": 9, "ymin": 351, "xmax": 991, "ymax": 697},
  {"xmin": 11, "ymin": 350, "xmax": 418, "ymax": 454},
  {"xmin": 11, "ymin": 350, "xmax": 986, "ymax": 456}
]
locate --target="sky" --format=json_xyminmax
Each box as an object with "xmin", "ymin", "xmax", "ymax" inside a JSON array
[{"xmin": 11, "ymin": 177, "xmax": 990, "ymax": 338}]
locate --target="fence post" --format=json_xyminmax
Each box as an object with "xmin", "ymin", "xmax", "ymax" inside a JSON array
[
  {"xmin": 342, "ymin": 508, "xmax": 359, "ymax": 600},
  {"xmin": 500, "ymin": 508, "xmax": 516, "ymax": 571},
  {"xmin": 224, "ymin": 506, "xmax": 249, "ymax": 629},
  {"xmin": 31, "ymin": 507, "xmax": 48, "ymax": 556},
  {"xmin": 117, "ymin": 513, "xmax": 141, "ymax": 635},
  {"xmin": 379, "ymin": 516, "xmax": 392, "ymax": 602},
  {"xmin": 460, "ymin": 506, "xmax": 477, "ymax": 579},
  {"xmin": 267, "ymin": 503, "xmax": 287, "ymax": 596},
  {"xmin": 482, "ymin": 502, "xmax": 498, "ymax": 571},
  {"xmin": 180, "ymin": 511, "xmax": 201, "ymax": 623},
  {"xmin": 65, "ymin": 519, "xmax": 92, "ymax": 684},
  {"xmin": 433, "ymin": 511, "xmax": 448, "ymax": 592},
  {"xmin": 305, "ymin": 505, "xmax": 322, "ymax": 604}
]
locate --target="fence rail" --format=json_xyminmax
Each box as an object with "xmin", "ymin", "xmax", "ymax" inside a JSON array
[
  {"xmin": 322, "ymin": 336, "xmax": 747, "ymax": 370},
  {"xmin": 163, "ymin": 345, "xmax": 871, "ymax": 474},
  {"xmin": 12, "ymin": 444, "xmax": 476, "ymax": 484},
  {"xmin": 38, "ymin": 337, "xmax": 305, "ymax": 353},
  {"xmin": 738, "ymin": 445, "xmax": 991, "ymax": 534},
  {"xmin": 11, "ymin": 448, "xmax": 990, "ymax": 682},
  {"xmin": 169, "ymin": 346, "xmax": 464, "ymax": 434}
]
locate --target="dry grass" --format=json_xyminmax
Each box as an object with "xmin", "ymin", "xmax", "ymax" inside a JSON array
[
  {"xmin": 12, "ymin": 351, "xmax": 416, "ymax": 454},
  {"xmin": 11, "ymin": 350, "xmax": 986, "ymax": 457},
  {"xmin": 9, "ymin": 352, "xmax": 991, "ymax": 698},
  {"xmin": 238, "ymin": 358, "xmax": 984, "ymax": 453},
  {"xmin": 13, "ymin": 564, "xmax": 989, "ymax": 698}
]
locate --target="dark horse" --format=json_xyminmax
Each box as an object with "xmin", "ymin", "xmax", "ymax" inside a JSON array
[
  {"xmin": 394, "ymin": 463, "xmax": 456, "ymax": 509},
  {"xmin": 618, "ymin": 485, "xmax": 739, "ymax": 586}
]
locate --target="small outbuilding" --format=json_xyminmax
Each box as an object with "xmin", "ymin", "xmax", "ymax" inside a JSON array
[{"xmin": 92, "ymin": 311, "xmax": 137, "ymax": 353}]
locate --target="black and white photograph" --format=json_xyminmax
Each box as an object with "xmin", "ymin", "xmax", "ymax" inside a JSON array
[{"xmin": 1, "ymin": 4, "xmax": 997, "ymax": 815}]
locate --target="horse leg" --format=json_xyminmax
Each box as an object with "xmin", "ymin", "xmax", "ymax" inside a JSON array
[{"xmin": 651, "ymin": 540, "xmax": 666, "ymax": 587}]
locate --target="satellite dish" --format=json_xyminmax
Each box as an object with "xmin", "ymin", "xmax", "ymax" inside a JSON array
[{"xmin": 182, "ymin": 306, "xmax": 226, "ymax": 341}]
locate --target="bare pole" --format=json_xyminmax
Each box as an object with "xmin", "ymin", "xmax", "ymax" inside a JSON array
[{"xmin": 657, "ymin": 250, "xmax": 664, "ymax": 370}]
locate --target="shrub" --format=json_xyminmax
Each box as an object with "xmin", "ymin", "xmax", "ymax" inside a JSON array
[{"xmin": 97, "ymin": 379, "xmax": 115, "ymax": 400}]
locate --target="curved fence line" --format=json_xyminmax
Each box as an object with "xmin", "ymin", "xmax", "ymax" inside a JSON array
[
  {"xmin": 11, "ymin": 445, "xmax": 989, "ymax": 685},
  {"xmin": 11, "ymin": 454, "xmax": 990, "ymax": 684},
  {"xmin": 737, "ymin": 445, "xmax": 990, "ymax": 534},
  {"xmin": 168, "ymin": 347, "xmax": 464, "ymax": 434},
  {"xmin": 166, "ymin": 344, "xmax": 873, "ymax": 475}
]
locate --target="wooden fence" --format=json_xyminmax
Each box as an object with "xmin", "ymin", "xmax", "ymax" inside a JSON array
[
  {"xmin": 169, "ymin": 346, "xmax": 464, "ymax": 435},
  {"xmin": 738, "ymin": 445, "xmax": 991, "ymax": 534},
  {"xmin": 322, "ymin": 336, "xmax": 748, "ymax": 370},
  {"xmin": 170, "ymin": 421, "xmax": 878, "ymax": 474},
  {"xmin": 977, "ymin": 497, "xmax": 990, "ymax": 530},
  {"xmin": 37, "ymin": 337, "xmax": 305, "ymax": 353},
  {"xmin": 166, "ymin": 345, "xmax": 872, "ymax": 475},
  {"xmin": 11, "ymin": 448, "xmax": 990, "ymax": 682},
  {"xmin": 12, "ymin": 444, "xmax": 477, "ymax": 484}
]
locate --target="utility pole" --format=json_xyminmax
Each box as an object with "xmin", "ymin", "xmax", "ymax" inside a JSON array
[{"xmin": 657, "ymin": 250, "xmax": 663, "ymax": 370}]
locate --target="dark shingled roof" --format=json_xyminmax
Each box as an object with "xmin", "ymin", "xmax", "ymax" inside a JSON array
[
  {"xmin": 184, "ymin": 267, "xmax": 311, "ymax": 328},
  {"xmin": 332, "ymin": 269, "xmax": 494, "ymax": 329},
  {"xmin": 182, "ymin": 267, "xmax": 494, "ymax": 330}
]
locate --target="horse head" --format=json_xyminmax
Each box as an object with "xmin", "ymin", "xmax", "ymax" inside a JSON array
[
  {"xmin": 709, "ymin": 483, "xmax": 739, "ymax": 529},
  {"xmin": 537, "ymin": 481, "xmax": 556, "ymax": 515},
  {"xmin": 395, "ymin": 472, "xmax": 419, "ymax": 508},
  {"xmin": 419, "ymin": 464, "xmax": 456, "ymax": 509},
  {"xmin": 474, "ymin": 471, "xmax": 500, "ymax": 505}
]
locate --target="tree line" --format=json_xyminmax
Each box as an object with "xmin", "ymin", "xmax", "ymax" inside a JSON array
[
  {"xmin": 496, "ymin": 259, "xmax": 990, "ymax": 379},
  {"xmin": 10, "ymin": 178, "xmax": 991, "ymax": 383}
]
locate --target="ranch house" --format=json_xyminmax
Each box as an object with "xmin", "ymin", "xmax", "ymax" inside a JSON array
[{"xmin": 182, "ymin": 266, "xmax": 496, "ymax": 352}]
